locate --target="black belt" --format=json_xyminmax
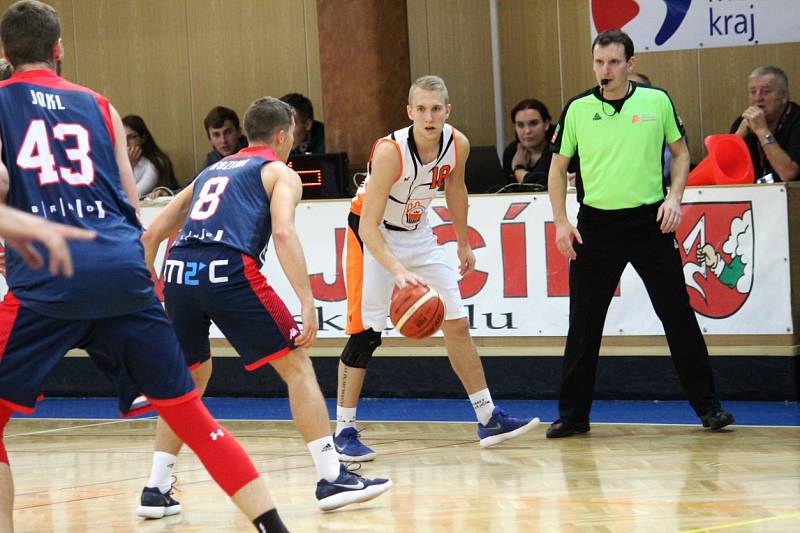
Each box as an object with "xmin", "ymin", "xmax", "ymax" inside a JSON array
[{"xmin": 383, "ymin": 222, "xmax": 412, "ymax": 231}]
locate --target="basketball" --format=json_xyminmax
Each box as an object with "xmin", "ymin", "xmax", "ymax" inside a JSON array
[{"xmin": 390, "ymin": 284, "xmax": 446, "ymax": 339}]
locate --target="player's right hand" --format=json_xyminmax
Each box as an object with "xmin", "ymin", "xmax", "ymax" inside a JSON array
[
  {"xmin": 555, "ymin": 219, "xmax": 582, "ymax": 260},
  {"xmin": 140, "ymin": 231, "xmax": 159, "ymax": 277},
  {"xmin": 393, "ymin": 270, "xmax": 427, "ymax": 289},
  {"xmin": 294, "ymin": 302, "xmax": 318, "ymax": 348}
]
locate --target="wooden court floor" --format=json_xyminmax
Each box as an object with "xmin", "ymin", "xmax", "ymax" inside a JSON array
[{"xmin": 6, "ymin": 418, "xmax": 800, "ymax": 532}]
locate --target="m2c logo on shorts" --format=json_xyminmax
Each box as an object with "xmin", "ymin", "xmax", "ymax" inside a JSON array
[{"xmin": 164, "ymin": 259, "xmax": 230, "ymax": 285}]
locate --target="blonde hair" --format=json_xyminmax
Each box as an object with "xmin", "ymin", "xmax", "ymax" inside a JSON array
[{"xmin": 408, "ymin": 75, "xmax": 449, "ymax": 105}]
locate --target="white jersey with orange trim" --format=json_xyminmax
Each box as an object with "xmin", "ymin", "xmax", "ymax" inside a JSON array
[{"xmin": 350, "ymin": 124, "xmax": 458, "ymax": 230}]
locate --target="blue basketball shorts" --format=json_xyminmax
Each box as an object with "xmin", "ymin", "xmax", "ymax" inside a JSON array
[
  {"xmin": 0, "ymin": 293, "xmax": 196, "ymax": 416},
  {"xmin": 163, "ymin": 246, "xmax": 299, "ymax": 371}
]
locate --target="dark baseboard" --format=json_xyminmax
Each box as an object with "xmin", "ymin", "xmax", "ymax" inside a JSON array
[{"xmin": 42, "ymin": 355, "xmax": 799, "ymax": 402}]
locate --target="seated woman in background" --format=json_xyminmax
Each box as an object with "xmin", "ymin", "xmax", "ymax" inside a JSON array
[
  {"xmin": 122, "ymin": 115, "xmax": 179, "ymax": 198},
  {"xmin": 502, "ymin": 99, "xmax": 555, "ymax": 190}
]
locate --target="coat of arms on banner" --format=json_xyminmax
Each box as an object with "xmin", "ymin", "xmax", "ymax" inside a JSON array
[{"xmin": 677, "ymin": 202, "xmax": 754, "ymax": 318}]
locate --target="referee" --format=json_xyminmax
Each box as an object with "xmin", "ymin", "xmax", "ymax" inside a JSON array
[{"xmin": 546, "ymin": 29, "xmax": 734, "ymax": 438}]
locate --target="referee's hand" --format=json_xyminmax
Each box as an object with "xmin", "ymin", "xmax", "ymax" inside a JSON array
[
  {"xmin": 555, "ymin": 219, "xmax": 582, "ymax": 260},
  {"xmin": 657, "ymin": 196, "xmax": 682, "ymax": 233}
]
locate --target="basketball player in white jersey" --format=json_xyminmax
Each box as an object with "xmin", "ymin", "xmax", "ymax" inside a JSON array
[{"xmin": 334, "ymin": 76, "xmax": 540, "ymax": 460}]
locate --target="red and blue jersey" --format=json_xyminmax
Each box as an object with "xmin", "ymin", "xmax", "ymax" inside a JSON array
[
  {"xmin": 0, "ymin": 70, "xmax": 153, "ymax": 319},
  {"xmin": 174, "ymin": 146, "xmax": 278, "ymax": 264}
]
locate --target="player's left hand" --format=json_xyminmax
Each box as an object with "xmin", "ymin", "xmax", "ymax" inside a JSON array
[
  {"xmin": 742, "ymin": 106, "xmax": 768, "ymax": 136},
  {"xmin": 3, "ymin": 217, "xmax": 95, "ymax": 277},
  {"xmin": 457, "ymin": 242, "xmax": 475, "ymax": 277},
  {"xmin": 657, "ymin": 196, "xmax": 682, "ymax": 233},
  {"xmin": 294, "ymin": 302, "xmax": 318, "ymax": 348}
]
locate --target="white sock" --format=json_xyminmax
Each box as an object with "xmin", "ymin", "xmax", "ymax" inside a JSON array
[
  {"xmin": 307, "ymin": 436, "xmax": 340, "ymax": 482},
  {"xmin": 146, "ymin": 451, "xmax": 177, "ymax": 493},
  {"xmin": 335, "ymin": 406, "xmax": 357, "ymax": 436},
  {"xmin": 469, "ymin": 389, "xmax": 495, "ymax": 425}
]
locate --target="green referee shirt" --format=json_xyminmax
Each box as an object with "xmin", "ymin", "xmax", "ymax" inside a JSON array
[{"xmin": 552, "ymin": 82, "xmax": 685, "ymax": 210}]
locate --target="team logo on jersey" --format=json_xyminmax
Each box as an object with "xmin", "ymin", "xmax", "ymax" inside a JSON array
[
  {"xmin": 404, "ymin": 201, "xmax": 425, "ymax": 226},
  {"xmin": 677, "ymin": 202, "xmax": 754, "ymax": 318},
  {"xmin": 592, "ymin": 113, "xmax": 602, "ymax": 121},
  {"xmin": 30, "ymin": 197, "xmax": 107, "ymax": 220},
  {"xmin": 631, "ymin": 113, "xmax": 656, "ymax": 123}
]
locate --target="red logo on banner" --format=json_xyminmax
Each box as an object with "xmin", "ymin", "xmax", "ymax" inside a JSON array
[
  {"xmin": 501, "ymin": 203, "xmax": 530, "ymax": 298},
  {"xmin": 431, "ymin": 206, "xmax": 488, "ymax": 299},
  {"xmin": 677, "ymin": 202, "xmax": 753, "ymax": 318},
  {"xmin": 591, "ymin": 1, "xmax": 690, "ymax": 46},
  {"xmin": 309, "ymin": 227, "xmax": 346, "ymax": 302},
  {"xmin": 544, "ymin": 222, "xmax": 621, "ymax": 298},
  {"xmin": 591, "ymin": 0, "xmax": 640, "ymax": 33}
]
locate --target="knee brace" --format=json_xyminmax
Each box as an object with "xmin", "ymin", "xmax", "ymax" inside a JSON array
[
  {"xmin": 0, "ymin": 404, "xmax": 12, "ymax": 465},
  {"xmin": 340, "ymin": 328, "xmax": 382, "ymax": 369},
  {"xmin": 154, "ymin": 396, "xmax": 259, "ymax": 496}
]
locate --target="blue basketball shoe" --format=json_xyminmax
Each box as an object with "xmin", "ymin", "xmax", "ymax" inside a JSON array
[
  {"xmin": 136, "ymin": 484, "xmax": 181, "ymax": 519},
  {"xmin": 316, "ymin": 463, "xmax": 392, "ymax": 511},
  {"xmin": 333, "ymin": 427, "xmax": 376, "ymax": 461},
  {"xmin": 478, "ymin": 407, "xmax": 540, "ymax": 448}
]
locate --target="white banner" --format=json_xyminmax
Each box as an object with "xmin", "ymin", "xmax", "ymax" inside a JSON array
[
  {"xmin": 142, "ymin": 185, "xmax": 790, "ymax": 338},
  {"xmin": 589, "ymin": 0, "xmax": 800, "ymax": 52},
  {"xmin": 1, "ymin": 186, "xmax": 790, "ymax": 338}
]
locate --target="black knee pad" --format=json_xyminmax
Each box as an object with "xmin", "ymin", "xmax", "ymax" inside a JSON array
[{"xmin": 340, "ymin": 328, "xmax": 382, "ymax": 368}]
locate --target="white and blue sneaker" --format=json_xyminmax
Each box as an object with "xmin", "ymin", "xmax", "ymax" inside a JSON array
[
  {"xmin": 136, "ymin": 485, "xmax": 181, "ymax": 519},
  {"xmin": 477, "ymin": 407, "xmax": 540, "ymax": 448},
  {"xmin": 316, "ymin": 463, "xmax": 392, "ymax": 511},
  {"xmin": 333, "ymin": 427, "xmax": 377, "ymax": 461}
]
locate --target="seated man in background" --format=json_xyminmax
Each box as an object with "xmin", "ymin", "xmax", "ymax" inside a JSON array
[
  {"xmin": 280, "ymin": 93, "xmax": 325, "ymax": 155},
  {"xmin": 730, "ymin": 66, "xmax": 799, "ymax": 183},
  {"xmin": 201, "ymin": 105, "xmax": 248, "ymax": 170}
]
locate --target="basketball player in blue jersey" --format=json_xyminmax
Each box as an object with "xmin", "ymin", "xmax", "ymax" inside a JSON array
[
  {"xmin": 0, "ymin": 2, "xmax": 290, "ymax": 531},
  {"xmin": 138, "ymin": 96, "xmax": 391, "ymax": 516},
  {"xmin": 333, "ymin": 76, "xmax": 540, "ymax": 461}
]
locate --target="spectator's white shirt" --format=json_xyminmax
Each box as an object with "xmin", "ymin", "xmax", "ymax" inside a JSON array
[{"xmin": 133, "ymin": 157, "xmax": 159, "ymax": 197}]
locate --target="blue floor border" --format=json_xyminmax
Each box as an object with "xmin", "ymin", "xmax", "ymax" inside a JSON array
[{"xmin": 12, "ymin": 397, "xmax": 800, "ymax": 427}]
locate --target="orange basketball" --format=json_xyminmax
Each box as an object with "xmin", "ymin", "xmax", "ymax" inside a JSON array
[{"xmin": 390, "ymin": 284, "xmax": 446, "ymax": 339}]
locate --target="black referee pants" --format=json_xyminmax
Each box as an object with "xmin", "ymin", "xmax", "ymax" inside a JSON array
[{"xmin": 557, "ymin": 202, "xmax": 721, "ymax": 423}]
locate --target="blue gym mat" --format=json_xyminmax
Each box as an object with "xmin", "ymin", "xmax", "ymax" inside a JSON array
[{"xmin": 13, "ymin": 397, "xmax": 800, "ymax": 427}]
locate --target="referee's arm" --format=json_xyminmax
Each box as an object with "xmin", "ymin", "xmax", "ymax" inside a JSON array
[
  {"xmin": 548, "ymin": 153, "xmax": 582, "ymax": 260},
  {"xmin": 658, "ymin": 137, "xmax": 690, "ymax": 233}
]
